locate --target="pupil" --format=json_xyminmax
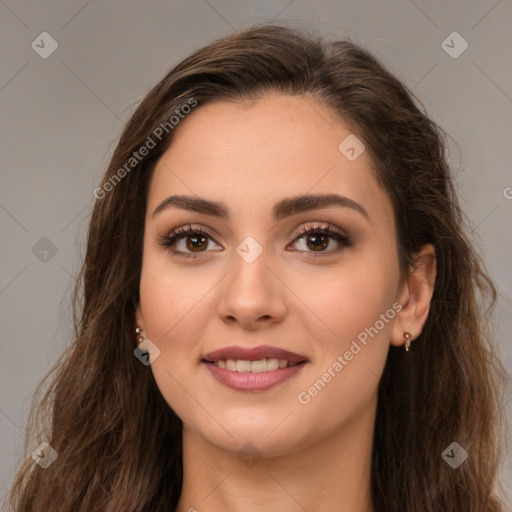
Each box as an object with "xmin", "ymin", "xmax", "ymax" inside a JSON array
[
  {"xmin": 187, "ymin": 235, "xmax": 207, "ymax": 251},
  {"xmin": 307, "ymin": 234, "xmax": 328, "ymax": 251}
]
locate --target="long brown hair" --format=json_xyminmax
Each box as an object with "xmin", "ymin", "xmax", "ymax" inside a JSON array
[{"xmin": 7, "ymin": 24, "xmax": 507, "ymax": 511}]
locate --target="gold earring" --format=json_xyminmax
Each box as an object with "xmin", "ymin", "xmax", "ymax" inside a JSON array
[{"xmin": 404, "ymin": 331, "xmax": 412, "ymax": 351}]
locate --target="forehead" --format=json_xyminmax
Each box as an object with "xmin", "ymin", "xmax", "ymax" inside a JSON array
[{"xmin": 147, "ymin": 94, "xmax": 393, "ymax": 226}]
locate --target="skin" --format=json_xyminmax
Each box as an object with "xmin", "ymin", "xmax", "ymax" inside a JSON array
[{"xmin": 135, "ymin": 93, "xmax": 436, "ymax": 512}]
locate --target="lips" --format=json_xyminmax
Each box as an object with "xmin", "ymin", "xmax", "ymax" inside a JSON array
[{"xmin": 202, "ymin": 345, "xmax": 308, "ymax": 365}]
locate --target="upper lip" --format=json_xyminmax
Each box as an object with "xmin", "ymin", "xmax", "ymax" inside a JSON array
[{"xmin": 203, "ymin": 345, "xmax": 308, "ymax": 364}]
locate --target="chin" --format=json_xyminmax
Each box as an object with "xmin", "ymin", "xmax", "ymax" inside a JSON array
[{"xmin": 197, "ymin": 419, "xmax": 302, "ymax": 458}]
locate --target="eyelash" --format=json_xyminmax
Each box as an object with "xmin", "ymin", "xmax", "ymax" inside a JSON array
[{"xmin": 158, "ymin": 223, "xmax": 352, "ymax": 259}]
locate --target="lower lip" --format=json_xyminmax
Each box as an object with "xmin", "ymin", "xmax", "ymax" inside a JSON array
[{"xmin": 203, "ymin": 361, "xmax": 307, "ymax": 391}]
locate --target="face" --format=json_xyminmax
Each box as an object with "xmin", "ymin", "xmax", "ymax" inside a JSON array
[{"xmin": 136, "ymin": 93, "xmax": 404, "ymax": 456}]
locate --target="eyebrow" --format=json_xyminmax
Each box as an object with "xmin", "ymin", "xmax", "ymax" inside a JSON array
[{"xmin": 152, "ymin": 193, "xmax": 370, "ymax": 222}]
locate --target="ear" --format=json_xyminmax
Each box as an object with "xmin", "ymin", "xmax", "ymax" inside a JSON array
[
  {"xmin": 135, "ymin": 302, "xmax": 144, "ymax": 331},
  {"xmin": 390, "ymin": 243, "xmax": 436, "ymax": 348}
]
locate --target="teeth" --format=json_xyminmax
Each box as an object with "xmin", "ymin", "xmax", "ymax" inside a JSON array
[
  {"xmin": 250, "ymin": 359, "xmax": 267, "ymax": 373},
  {"xmin": 213, "ymin": 358, "xmax": 292, "ymax": 372},
  {"xmin": 236, "ymin": 360, "xmax": 251, "ymax": 372},
  {"xmin": 266, "ymin": 358, "xmax": 280, "ymax": 371}
]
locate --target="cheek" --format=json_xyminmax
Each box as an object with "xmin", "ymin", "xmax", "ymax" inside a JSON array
[
  {"xmin": 294, "ymin": 249, "xmax": 399, "ymax": 347},
  {"xmin": 295, "ymin": 249, "xmax": 399, "ymax": 407},
  {"xmin": 294, "ymin": 276, "xmax": 395, "ymax": 434},
  {"xmin": 139, "ymin": 249, "xmax": 214, "ymax": 341},
  {"xmin": 139, "ymin": 260, "xmax": 211, "ymax": 420}
]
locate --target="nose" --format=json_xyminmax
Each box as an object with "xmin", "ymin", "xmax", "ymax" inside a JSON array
[{"xmin": 216, "ymin": 249, "xmax": 287, "ymax": 330}]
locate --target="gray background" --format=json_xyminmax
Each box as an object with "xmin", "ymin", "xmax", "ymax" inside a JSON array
[{"xmin": 1, "ymin": 0, "xmax": 511, "ymax": 509}]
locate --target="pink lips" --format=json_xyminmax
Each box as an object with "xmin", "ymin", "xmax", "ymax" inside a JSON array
[{"xmin": 202, "ymin": 345, "xmax": 308, "ymax": 392}]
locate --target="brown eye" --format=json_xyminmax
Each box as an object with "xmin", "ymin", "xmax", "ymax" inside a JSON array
[
  {"xmin": 184, "ymin": 234, "xmax": 209, "ymax": 252},
  {"xmin": 290, "ymin": 223, "xmax": 352, "ymax": 256},
  {"xmin": 159, "ymin": 225, "xmax": 221, "ymax": 258},
  {"xmin": 305, "ymin": 233, "xmax": 330, "ymax": 251}
]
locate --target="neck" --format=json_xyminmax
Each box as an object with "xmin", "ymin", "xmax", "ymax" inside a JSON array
[{"xmin": 175, "ymin": 396, "xmax": 376, "ymax": 512}]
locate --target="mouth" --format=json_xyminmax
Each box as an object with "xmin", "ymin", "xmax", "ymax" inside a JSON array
[
  {"xmin": 201, "ymin": 345, "xmax": 309, "ymax": 391},
  {"xmin": 202, "ymin": 344, "xmax": 308, "ymax": 370}
]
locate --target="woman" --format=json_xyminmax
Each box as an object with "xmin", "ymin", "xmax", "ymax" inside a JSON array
[{"xmin": 7, "ymin": 24, "xmax": 507, "ymax": 511}]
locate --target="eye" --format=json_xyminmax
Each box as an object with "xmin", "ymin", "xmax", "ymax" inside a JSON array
[
  {"xmin": 289, "ymin": 222, "xmax": 352, "ymax": 257},
  {"xmin": 158, "ymin": 224, "xmax": 221, "ymax": 258}
]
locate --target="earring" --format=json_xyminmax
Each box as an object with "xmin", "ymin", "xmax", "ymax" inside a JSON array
[
  {"xmin": 404, "ymin": 331, "xmax": 412, "ymax": 351},
  {"xmin": 135, "ymin": 327, "xmax": 144, "ymax": 343}
]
